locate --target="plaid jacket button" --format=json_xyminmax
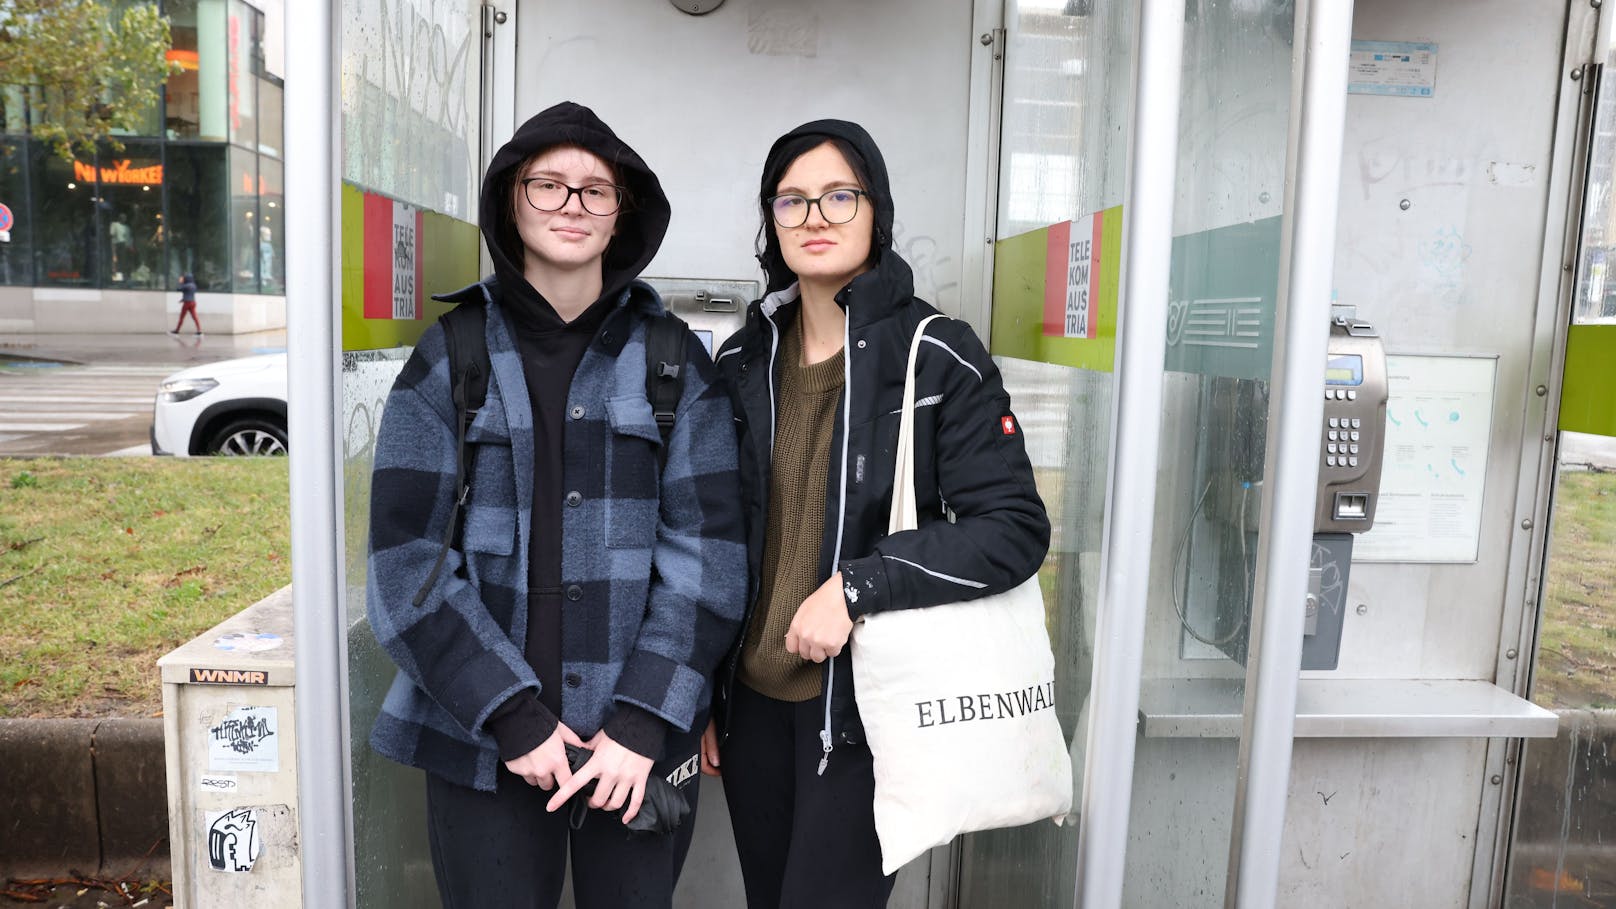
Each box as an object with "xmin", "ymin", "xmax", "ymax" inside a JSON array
[
  {"xmin": 565, "ymin": 491, "xmax": 582, "ymax": 507},
  {"xmin": 570, "ymin": 405, "xmax": 585, "ymax": 420},
  {"xmin": 566, "ymin": 585, "xmax": 582, "ymax": 601},
  {"xmin": 565, "ymin": 673, "xmax": 582, "ymax": 687}
]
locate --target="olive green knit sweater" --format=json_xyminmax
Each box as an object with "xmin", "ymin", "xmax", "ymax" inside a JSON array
[{"xmin": 738, "ymin": 320, "xmax": 844, "ymax": 702}]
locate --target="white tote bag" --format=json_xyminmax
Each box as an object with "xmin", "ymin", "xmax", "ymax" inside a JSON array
[{"xmin": 851, "ymin": 315, "xmax": 1072, "ymax": 875}]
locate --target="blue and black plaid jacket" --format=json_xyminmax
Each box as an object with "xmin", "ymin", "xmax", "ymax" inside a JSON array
[{"xmin": 366, "ymin": 280, "xmax": 747, "ymax": 791}]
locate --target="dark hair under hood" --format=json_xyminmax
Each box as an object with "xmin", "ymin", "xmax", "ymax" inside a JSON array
[
  {"xmin": 480, "ymin": 101, "xmax": 671, "ymax": 321},
  {"xmin": 756, "ymin": 119, "xmax": 900, "ymax": 296}
]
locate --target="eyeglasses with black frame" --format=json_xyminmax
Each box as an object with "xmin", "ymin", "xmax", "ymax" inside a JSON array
[
  {"xmin": 520, "ymin": 178, "xmax": 625, "ymax": 216},
  {"xmin": 768, "ymin": 188, "xmax": 870, "ymax": 228}
]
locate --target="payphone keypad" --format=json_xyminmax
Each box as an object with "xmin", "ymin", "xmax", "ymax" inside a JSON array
[
  {"xmin": 1315, "ymin": 332, "xmax": 1387, "ymax": 535},
  {"xmin": 1321, "ymin": 381, "xmax": 1371, "ymax": 472}
]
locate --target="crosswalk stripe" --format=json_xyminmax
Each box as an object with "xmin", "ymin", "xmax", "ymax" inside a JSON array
[
  {"xmin": 0, "ymin": 412, "xmax": 134, "ymax": 422},
  {"xmin": 0, "ymin": 394, "xmax": 152, "ymax": 401},
  {"xmin": 0, "ymin": 364, "xmax": 162, "ymax": 445},
  {"xmin": 0, "ymin": 422, "xmax": 86, "ymax": 432},
  {"xmin": 0, "ymin": 366, "xmax": 171, "ymax": 373}
]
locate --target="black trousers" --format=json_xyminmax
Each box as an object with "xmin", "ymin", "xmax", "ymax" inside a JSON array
[
  {"xmin": 720, "ymin": 682, "xmax": 895, "ymax": 909},
  {"xmin": 424, "ymin": 720, "xmax": 704, "ymax": 909}
]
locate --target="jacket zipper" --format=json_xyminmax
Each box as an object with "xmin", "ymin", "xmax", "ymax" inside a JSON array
[
  {"xmin": 719, "ymin": 310, "xmax": 781, "ymax": 746},
  {"xmin": 818, "ymin": 290, "xmax": 858, "ymax": 776}
]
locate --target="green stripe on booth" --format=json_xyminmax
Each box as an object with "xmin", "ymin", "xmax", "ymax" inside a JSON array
[
  {"xmin": 989, "ymin": 208, "xmax": 1122, "ymax": 372},
  {"xmin": 339, "ymin": 181, "xmax": 481, "ymax": 352},
  {"xmin": 1560, "ymin": 323, "xmax": 1616, "ymax": 437}
]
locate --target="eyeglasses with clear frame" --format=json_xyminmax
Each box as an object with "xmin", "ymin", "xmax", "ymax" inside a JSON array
[
  {"xmin": 768, "ymin": 189, "xmax": 870, "ymax": 228},
  {"xmin": 519, "ymin": 178, "xmax": 625, "ymax": 216}
]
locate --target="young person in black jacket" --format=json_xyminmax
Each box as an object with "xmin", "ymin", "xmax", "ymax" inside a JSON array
[{"xmin": 704, "ymin": 121, "xmax": 1051, "ymax": 907}]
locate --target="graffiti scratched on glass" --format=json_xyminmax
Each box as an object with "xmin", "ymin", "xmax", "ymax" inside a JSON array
[{"xmin": 342, "ymin": 0, "xmax": 480, "ymax": 217}]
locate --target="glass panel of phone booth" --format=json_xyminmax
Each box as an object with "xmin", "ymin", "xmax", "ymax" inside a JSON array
[
  {"xmin": 953, "ymin": 0, "xmax": 1136, "ymax": 904},
  {"xmin": 1122, "ymin": 2, "xmax": 1295, "ymax": 904},
  {"xmin": 1501, "ymin": 439, "xmax": 1616, "ymax": 907},
  {"xmin": 1502, "ymin": 55, "xmax": 1616, "ymax": 908},
  {"xmin": 338, "ymin": 2, "xmax": 486, "ymax": 907},
  {"xmin": 1572, "ymin": 65, "xmax": 1616, "ymax": 325}
]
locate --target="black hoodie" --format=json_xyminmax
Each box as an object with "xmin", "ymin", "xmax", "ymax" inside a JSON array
[
  {"xmin": 480, "ymin": 101, "xmax": 671, "ymax": 323},
  {"xmin": 755, "ymin": 119, "xmax": 896, "ymax": 296},
  {"xmin": 479, "ymin": 102, "xmax": 675, "ymax": 761}
]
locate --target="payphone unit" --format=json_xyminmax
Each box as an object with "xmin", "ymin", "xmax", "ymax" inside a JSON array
[
  {"xmin": 1303, "ymin": 308, "xmax": 1388, "ymax": 669},
  {"xmin": 643, "ymin": 277, "xmax": 756, "ymax": 356},
  {"xmin": 1177, "ymin": 305, "xmax": 1388, "ymax": 670}
]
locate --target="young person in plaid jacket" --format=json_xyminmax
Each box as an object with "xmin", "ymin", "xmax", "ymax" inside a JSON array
[{"xmin": 366, "ymin": 101, "xmax": 746, "ymax": 908}]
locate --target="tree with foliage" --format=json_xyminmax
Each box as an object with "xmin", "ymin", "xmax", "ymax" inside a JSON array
[{"xmin": 0, "ymin": 0, "xmax": 175, "ymax": 159}]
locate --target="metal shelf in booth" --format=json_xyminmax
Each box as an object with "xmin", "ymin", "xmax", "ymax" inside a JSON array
[{"xmin": 1137, "ymin": 677, "xmax": 1559, "ymax": 739}]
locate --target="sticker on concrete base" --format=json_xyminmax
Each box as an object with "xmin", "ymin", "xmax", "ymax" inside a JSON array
[
  {"xmin": 208, "ymin": 706, "xmax": 278, "ymax": 772},
  {"xmin": 214, "ymin": 631, "xmax": 283, "ymax": 652},
  {"xmin": 189, "ymin": 667, "xmax": 269, "ymax": 685},
  {"xmin": 200, "ymin": 773, "xmax": 239, "ymax": 793},
  {"xmin": 206, "ymin": 807, "xmax": 261, "ymax": 872}
]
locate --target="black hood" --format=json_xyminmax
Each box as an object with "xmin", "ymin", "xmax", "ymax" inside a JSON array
[
  {"xmin": 756, "ymin": 119, "xmax": 898, "ymax": 295},
  {"xmin": 480, "ymin": 101, "xmax": 670, "ymax": 318}
]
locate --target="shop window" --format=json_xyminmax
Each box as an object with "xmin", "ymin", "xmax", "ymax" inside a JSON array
[
  {"xmin": 257, "ymin": 79, "xmax": 283, "ymax": 157},
  {"xmin": 94, "ymin": 140, "xmax": 166, "ymax": 289},
  {"xmin": 30, "ymin": 142, "xmax": 99, "ymax": 286},
  {"xmin": 0, "ymin": 140, "xmax": 32, "ymax": 285},
  {"xmin": 1, "ymin": 87, "xmax": 31, "ymax": 136},
  {"xmin": 227, "ymin": 1, "xmax": 259, "ymax": 151},
  {"xmin": 230, "ymin": 146, "xmax": 258, "ymax": 292},
  {"xmin": 105, "ymin": 0, "xmax": 164, "ymax": 137},
  {"xmin": 166, "ymin": 0, "xmax": 229, "ymax": 142},
  {"xmin": 257, "ymin": 155, "xmax": 283, "ymax": 293},
  {"xmin": 164, "ymin": 144, "xmax": 229, "ymax": 290}
]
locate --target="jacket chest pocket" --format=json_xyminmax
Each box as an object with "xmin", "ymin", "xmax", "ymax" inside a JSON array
[
  {"xmin": 462, "ymin": 413, "xmax": 516, "ymax": 556},
  {"xmin": 604, "ymin": 394, "xmax": 662, "ymax": 550}
]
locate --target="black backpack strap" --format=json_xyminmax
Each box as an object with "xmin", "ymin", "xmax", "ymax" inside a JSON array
[
  {"xmin": 413, "ymin": 302, "xmax": 490, "ymax": 608},
  {"xmin": 644, "ymin": 312, "xmax": 688, "ymax": 472}
]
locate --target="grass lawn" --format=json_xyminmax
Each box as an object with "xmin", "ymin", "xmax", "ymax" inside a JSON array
[
  {"xmin": 0, "ymin": 457, "xmax": 290, "ymax": 718},
  {"xmin": 1534, "ymin": 468, "xmax": 1616, "ymax": 709}
]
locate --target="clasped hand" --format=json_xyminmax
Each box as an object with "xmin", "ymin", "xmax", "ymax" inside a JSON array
[
  {"xmin": 504, "ymin": 725, "xmax": 655, "ymax": 824},
  {"xmin": 546, "ymin": 729, "xmax": 655, "ymax": 824},
  {"xmin": 784, "ymin": 572, "xmax": 854, "ymax": 664}
]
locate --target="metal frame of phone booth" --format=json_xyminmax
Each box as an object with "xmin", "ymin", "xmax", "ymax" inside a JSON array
[{"xmin": 279, "ymin": 0, "xmax": 1600, "ymax": 906}]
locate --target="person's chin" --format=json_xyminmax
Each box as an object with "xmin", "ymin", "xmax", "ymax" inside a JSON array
[
  {"xmin": 790, "ymin": 261, "xmax": 859, "ymax": 285},
  {"xmin": 540, "ymin": 243, "xmax": 605, "ymax": 265}
]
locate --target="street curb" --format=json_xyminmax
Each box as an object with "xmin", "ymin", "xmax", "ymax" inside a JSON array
[
  {"xmin": 0, "ymin": 718, "xmax": 168, "ymax": 878},
  {"xmin": 0, "ymin": 351, "xmax": 81, "ymax": 367}
]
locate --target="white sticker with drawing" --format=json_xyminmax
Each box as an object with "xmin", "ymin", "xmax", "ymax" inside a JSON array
[
  {"xmin": 207, "ymin": 706, "xmax": 279, "ymax": 772},
  {"xmin": 206, "ymin": 807, "xmax": 261, "ymax": 873}
]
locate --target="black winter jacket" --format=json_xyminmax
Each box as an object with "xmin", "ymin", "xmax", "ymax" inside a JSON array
[{"xmin": 713, "ymin": 121, "xmax": 1050, "ymax": 768}]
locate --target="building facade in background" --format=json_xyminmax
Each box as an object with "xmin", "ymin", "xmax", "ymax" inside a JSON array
[{"xmin": 0, "ymin": 0, "xmax": 285, "ymax": 334}]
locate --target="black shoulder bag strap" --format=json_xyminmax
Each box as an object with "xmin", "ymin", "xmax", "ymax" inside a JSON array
[
  {"xmin": 412, "ymin": 302, "xmax": 490, "ymax": 607},
  {"xmin": 644, "ymin": 312, "xmax": 688, "ymax": 472}
]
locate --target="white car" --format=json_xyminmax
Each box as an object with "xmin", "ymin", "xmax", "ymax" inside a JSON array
[{"xmin": 151, "ymin": 352, "xmax": 289, "ymax": 456}]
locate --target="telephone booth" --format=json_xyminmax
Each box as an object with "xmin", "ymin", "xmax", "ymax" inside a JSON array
[{"xmin": 271, "ymin": 0, "xmax": 1616, "ymax": 905}]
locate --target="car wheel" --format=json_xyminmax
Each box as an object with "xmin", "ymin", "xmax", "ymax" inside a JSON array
[{"xmin": 206, "ymin": 418, "xmax": 287, "ymax": 456}]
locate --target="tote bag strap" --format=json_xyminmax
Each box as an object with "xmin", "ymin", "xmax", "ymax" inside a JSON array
[{"xmin": 889, "ymin": 314, "xmax": 947, "ymax": 537}]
